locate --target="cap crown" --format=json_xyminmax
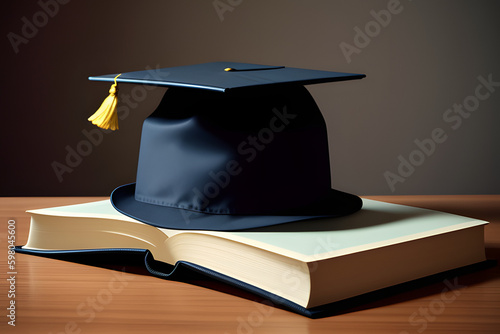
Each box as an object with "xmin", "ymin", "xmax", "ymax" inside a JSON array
[{"xmin": 134, "ymin": 85, "xmax": 332, "ymax": 215}]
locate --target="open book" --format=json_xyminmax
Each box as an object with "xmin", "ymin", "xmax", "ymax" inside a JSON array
[{"xmin": 19, "ymin": 198, "xmax": 488, "ymax": 316}]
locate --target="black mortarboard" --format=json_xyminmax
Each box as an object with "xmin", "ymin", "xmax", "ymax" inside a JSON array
[
  {"xmin": 89, "ymin": 61, "xmax": 365, "ymax": 93},
  {"xmin": 88, "ymin": 61, "xmax": 366, "ymax": 231}
]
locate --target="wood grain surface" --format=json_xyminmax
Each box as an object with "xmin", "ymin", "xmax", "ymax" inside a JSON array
[{"xmin": 1, "ymin": 196, "xmax": 499, "ymax": 334}]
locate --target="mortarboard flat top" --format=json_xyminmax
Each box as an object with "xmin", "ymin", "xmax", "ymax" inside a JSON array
[{"xmin": 89, "ymin": 62, "xmax": 365, "ymax": 93}]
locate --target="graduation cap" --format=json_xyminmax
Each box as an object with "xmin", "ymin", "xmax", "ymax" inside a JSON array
[{"xmin": 89, "ymin": 61, "xmax": 366, "ymax": 231}]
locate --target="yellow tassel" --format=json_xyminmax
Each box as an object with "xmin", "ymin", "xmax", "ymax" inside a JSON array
[{"xmin": 88, "ymin": 74, "xmax": 121, "ymax": 130}]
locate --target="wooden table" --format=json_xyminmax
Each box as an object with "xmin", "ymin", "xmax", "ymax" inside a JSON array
[{"xmin": 1, "ymin": 196, "xmax": 499, "ymax": 333}]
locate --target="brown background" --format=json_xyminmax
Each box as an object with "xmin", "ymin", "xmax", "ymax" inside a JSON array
[{"xmin": 2, "ymin": 0, "xmax": 499, "ymax": 196}]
